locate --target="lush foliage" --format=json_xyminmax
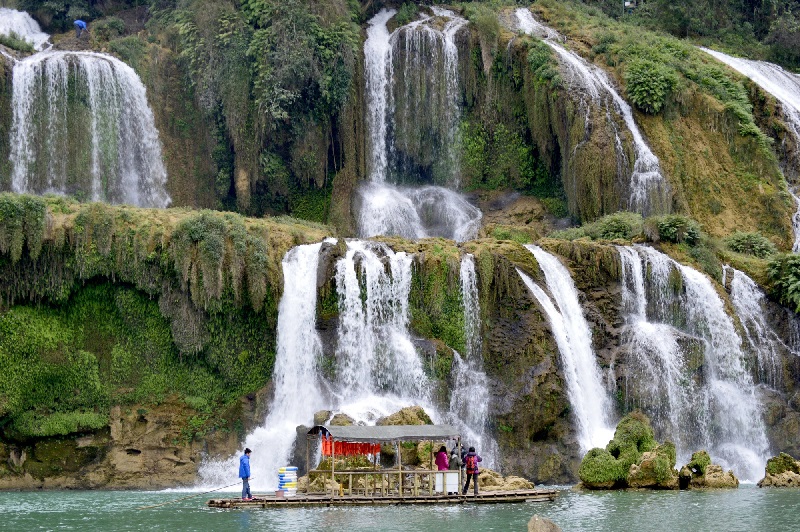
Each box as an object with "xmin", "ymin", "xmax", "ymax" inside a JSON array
[
  {"xmin": 624, "ymin": 58, "xmax": 677, "ymax": 114},
  {"xmin": 765, "ymin": 452, "xmax": 800, "ymax": 475},
  {"xmin": 0, "ymin": 31, "xmax": 36, "ymax": 53},
  {"xmin": 644, "ymin": 214, "xmax": 701, "ymax": 245},
  {"xmin": 767, "ymin": 253, "xmax": 800, "ymax": 312},
  {"xmin": 686, "ymin": 450, "xmax": 712, "ymax": 475},
  {"xmin": 724, "ymin": 231, "xmax": 777, "ymax": 258},
  {"xmin": 550, "ymin": 212, "xmax": 643, "ymax": 241}
]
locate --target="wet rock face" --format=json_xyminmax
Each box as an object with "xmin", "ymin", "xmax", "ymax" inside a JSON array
[
  {"xmin": 528, "ymin": 515, "xmax": 562, "ymax": 532},
  {"xmin": 757, "ymin": 453, "xmax": 800, "ymax": 487}
]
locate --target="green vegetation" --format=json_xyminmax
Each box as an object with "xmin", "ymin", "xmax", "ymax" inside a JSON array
[
  {"xmin": 724, "ymin": 231, "xmax": 777, "ymax": 258},
  {"xmin": 624, "ymin": 58, "xmax": 677, "ymax": 114},
  {"xmin": 0, "ymin": 31, "xmax": 35, "ymax": 53},
  {"xmin": 645, "ymin": 214, "xmax": 701, "ymax": 245},
  {"xmin": 765, "ymin": 452, "xmax": 800, "ymax": 475},
  {"xmin": 551, "ymin": 212, "xmax": 643, "ymax": 241},
  {"xmin": 686, "ymin": 450, "xmax": 712, "ymax": 475},
  {"xmin": 0, "ymin": 193, "xmax": 331, "ymax": 440},
  {"xmin": 767, "ymin": 253, "xmax": 800, "ymax": 312}
]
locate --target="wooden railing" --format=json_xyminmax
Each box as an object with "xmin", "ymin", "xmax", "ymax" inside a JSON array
[{"xmin": 307, "ymin": 468, "xmax": 462, "ymax": 497}]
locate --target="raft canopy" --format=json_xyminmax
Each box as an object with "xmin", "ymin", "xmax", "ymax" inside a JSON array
[{"xmin": 307, "ymin": 424, "xmax": 460, "ymax": 443}]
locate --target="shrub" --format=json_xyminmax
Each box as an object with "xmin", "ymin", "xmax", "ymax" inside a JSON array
[
  {"xmin": 765, "ymin": 453, "xmax": 800, "ymax": 476},
  {"xmin": 645, "ymin": 214, "xmax": 701, "ymax": 245},
  {"xmin": 0, "ymin": 31, "xmax": 35, "ymax": 53},
  {"xmin": 394, "ymin": 3, "xmax": 419, "ymax": 27},
  {"xmin": 724, "ymin": 231, "xmax": 777, "ymax": 258},
  {"xmin": 584, "ymin": 212, "xmax": 644, "ymax": 241},
  {"xmin": 624, "ymin": 58, "xmax": 678, "ymax": 114},
  {"xmin": 93, "ymin": 17, "xmax": 126, "ymax": 42},
  {"xmin": 767, "ymin": 253, "xmax": 800, "ymax": 312}
]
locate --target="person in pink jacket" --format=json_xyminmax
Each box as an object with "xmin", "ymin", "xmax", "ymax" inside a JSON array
[{"xmin": 434, "ymin": 445, "xmax": 449, "ymax": 470}]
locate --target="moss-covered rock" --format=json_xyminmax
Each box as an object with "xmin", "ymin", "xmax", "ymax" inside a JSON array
[
  {"xmin": 678, "ymin": 451, "xmax": 739, "ymax": 489},
  {"xmin": 375, "ymin": 406, "xmax": 433, "ymax": 427},
  {"xmin": 758, "ymin": 453, "xmax": 800, "ymax": 487}
]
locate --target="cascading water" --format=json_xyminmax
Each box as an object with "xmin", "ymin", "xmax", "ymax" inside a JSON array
[
  {"xmin": 700, "ymin": 48, "xmax": 800, "ymax": 251},
  {"xmin": 201, "ymin": 239, "xmax": 443, "ymax": 489},
  {"xmin": 617, "ymin": 246, "xmax": 770, "ymax": 481},
  {"xmin": 515, "ymin": 8, "xmax": 670, "ymax": 216},
  {"xmin": 8, "ymin": 51, "xmax": 170, "ymax": 208},
  {"xmin": 0, "ymin": 8, "xmax": 50, "ymax": 51},
  {"xmin": 724, "ymin": 265, "xmax": 786, "ymax": 389},
  {"xmin": 448, "ymin": 254, "xmax": 497, "ymax": 467},
  {"xmin": 333, "ymin": 240, "xmax": 429, "ymax": 409},
  {"xmin": 360, "ymin": 8, "xmax": 481, "ymax": 241},
  {"xmin": 199, "ymin": 241, "xmax": 331, "ymax": 489},
  {"xmin": 518, "ymin": 245, "xmax": 615, "ymax": 452}
]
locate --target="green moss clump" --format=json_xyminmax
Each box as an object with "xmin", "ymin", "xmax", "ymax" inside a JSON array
[
  {"xmin": 550, "ymin": 212, "xmax": 643, "ymax": 241},
  {"xmin": 765, "ymin": 453, "xmax": 799, "ymax": 476},
  {"xmin": 645, "ymin": 214, "xmax": 701, "ymax": 245},
  {"xmin": 579, "ymin": 447, "xmax": 625, "ymax": 485},
  {"xmin": 687, "ymin": 450, "xmax": 712, "ymax": 476}
]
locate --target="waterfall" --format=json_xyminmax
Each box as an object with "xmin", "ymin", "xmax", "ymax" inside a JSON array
[
  {"xmin": 199, "ymin": 241, "xmax": 331, "ymax": 489},
  {"xmin": 333, "ymin": 240, "xmax": 430, "ymax": 408},
  {"xmin": 8, "ymin": 51, "xmax": 170, "ymax": 208},
  {"xmin": 617, "ymin": 246, "xmax": 770, "ymax": 481},
  {"xmin": 518, "ymin": 245, "xmax": 615, "ymax": 452},
  {"xmin": 724, "ymin": 265, "xmax": 785, "ymax": 389},
  {"xmin": 448, "ymin": 254, "xmax": 497, "ymax": 466},
  {"xmin": 0, "ymin": 8, "xmax": 50, "ymax": 51},
  {"xmin": 700, "ymin": 48, "xmax": 800, "ymax": 250},
  {"xmin": 515, "ymin": 8, "xmax": 670, "ymax": 216},
  {"xmin": 360, "ymin": 8, "xmax": 480, "ymax": 241}
]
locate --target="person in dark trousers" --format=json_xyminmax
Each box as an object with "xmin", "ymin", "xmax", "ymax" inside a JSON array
[
  {"xmin": 447, "ymin": 447, "xmax": 462, "ymax": 495},
  {"xmin": 74, "ymin": 20, "xmax": 87, "ymax": 38},
  {"xmin": 461, "ymin": 446, "xmax": 482, "ymax": 495},
  {"xmin": 239, "ymin": 448, "xmax": 252, "ymax": 500}
]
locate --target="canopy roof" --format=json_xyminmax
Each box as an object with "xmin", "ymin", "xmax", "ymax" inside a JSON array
[{"xmin": 307, "ymin": 424, "xmax": 460, "ymax": 443}]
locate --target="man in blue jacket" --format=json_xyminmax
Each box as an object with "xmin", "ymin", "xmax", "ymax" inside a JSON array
[
  {"xmin": 74, "ymin": 20, "xmax": 88, "ymax": 38},
  {"xmin": 239, "ymin": 448, "xmax": 252, "ymax": 500}
]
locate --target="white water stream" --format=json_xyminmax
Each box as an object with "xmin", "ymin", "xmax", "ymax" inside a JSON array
[
  {"xmin": 518, "ymin": 245, "xmax": 615, "ymax": 452},
  {"xmin": 617, "ymin": 246, "xmax": 770, "ymax": 481},
  {"xmin": 360, "ymin": 8, "xmax": 480, "ymax": 241},
  {"xmin": 448, "ymin": 254, "xmax": 497, "ymax": 467},
  {"xmin": 515, "ymin": 8, "xmax": 670, "ymax": 216},
  {"xmin": 0, "ymin": 8, "xmax": 50, "ymax": 51},
  {"xmin": 8, "ymin": 50, "xmax": 169, "ymax": 207},
  {"xmin": 700, "ymin": 47, "xmax": 800, "ymax": 252}
]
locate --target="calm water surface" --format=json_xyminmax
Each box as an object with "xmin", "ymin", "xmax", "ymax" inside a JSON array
[{"xmin": 0, "ymin": 485, "xmax": 798, "ymax": 531}]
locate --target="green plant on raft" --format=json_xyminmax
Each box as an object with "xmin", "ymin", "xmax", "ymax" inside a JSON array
[
  {"xmin": 724, "ymin": 231, "xmax": 777, "ymax": 258},
  {"xmin": 624, "ymin": 58, "xmax": 678, "ymax": 114}
]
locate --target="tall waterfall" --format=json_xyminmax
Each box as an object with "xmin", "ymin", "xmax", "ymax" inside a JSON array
[
  {"xmin": 199, "ymin": 241, "xmax": 330, "ymax": 489},
  {"xmin": 518, "ymin": 245, "xmax": 615, "ymax": 452},
  {"xmin": 515, "ymin": 8, "xmax": 670, "ymax": 216},
  {"xmin": 448, "ymin": 254, "xmax": 497, "ymax": 467},
  {"xmin": 8, "ymin": 51, "xmax": 170, "ymax": 208},
  {"xmin": 0, "ymin": 8, "xmax": 50, "ymax": 51},
  {"xmin": 617, "ymin": 246, "xmax": 770, "ymax": 481},
  {"xmin": 200, "ymin": 239, "xmax": 441, "ymax": 489},
  {"xmin": 724, "ymin": 265, "xmax": 785, "ymax": 389},
  {"xmin": 360, "ymin": 8, "xmax": 481, "ymax": 241},
  {"xmin": 333, "ymin": 240, "xmax": 430, "ymax": 410},
  {"xmin": 700, "ymin": 48, "xmax": 800, "ymax": 251}
]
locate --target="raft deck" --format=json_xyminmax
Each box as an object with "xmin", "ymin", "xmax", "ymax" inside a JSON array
[{"xmin": 207, "ymin": 489, "xmax": 558, "ymax": 508}]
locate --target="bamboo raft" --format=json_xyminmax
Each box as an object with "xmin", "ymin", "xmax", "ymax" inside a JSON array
[{"xmin": 207, "ymin": 489, "xmax": 558, "ymax": 508}]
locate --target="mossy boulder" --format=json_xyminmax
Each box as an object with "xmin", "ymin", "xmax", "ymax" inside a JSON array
[
  {"xmin": 329, "ymin": 413, "xmax": 355, "ymax": 426},
  {"xmin": 678, "ymin": 451, "xmax": 739, "ymax": 489},
  {"xmin": 578, "ymin": 411, "xmax": 678, "ymax": 489},
  {"xmin": 478, "ymin": 468, "xmax": 535, "ymax": 491},
  {"xmin": 375, "ymin": 406, "xmax": 433, "ymax": 426},
  {"xmin": 758, "ymin": 453, "xmax": 800, "ymax": 487}
]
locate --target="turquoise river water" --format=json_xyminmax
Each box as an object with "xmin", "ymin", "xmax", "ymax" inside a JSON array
[{"xmin": 0, "ymin": 485, "xmax": 798, "ymax": 531}]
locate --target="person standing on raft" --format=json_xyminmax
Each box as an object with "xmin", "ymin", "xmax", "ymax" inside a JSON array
[
  {"xmin": 74, "ymin": 19, "xmax": 88, "ymax": 38},
  {"xmin": 462, "ymin": 446, "xmax": 482, "ymax": 495},
  {"xmin": 239, "ymin": 448, "xmax": 252, "ymax": 501},
  {"xmin": 434, "ymin": 445, "xmax": 449, "ymax": 471}
]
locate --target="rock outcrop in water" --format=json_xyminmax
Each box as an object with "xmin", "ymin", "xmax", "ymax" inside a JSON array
[
  {"xmin": 757, "ymin": 453, "xmax": 800, "ymax": 487},
  {"xmin": 679, "ymin": 451, "xmax": 739, "ymax": 489}
]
